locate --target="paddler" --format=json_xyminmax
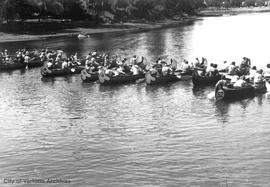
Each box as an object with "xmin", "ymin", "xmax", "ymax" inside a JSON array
[
  {"xmin": 254, "ymin": 69, "xmax": 265, "ymax": 89},
  {"xmin": 182, "ymin": 60, "xmax": 191, "ymax": 72},
  {"xmin": 24, "ymin": 51, "xmax": 30, "ymax": 69},
  {"xmin": 264, "ymin": 64, "xmax": 270, "ymax": 78}
]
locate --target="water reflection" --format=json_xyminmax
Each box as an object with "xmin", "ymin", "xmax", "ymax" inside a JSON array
[{"xmin": 215, "ymin": 100, "xmax": 230, "ymax": 123}]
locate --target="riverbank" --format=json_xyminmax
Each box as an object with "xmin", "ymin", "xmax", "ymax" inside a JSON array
[
  {"xmin": 0, "ymin": 17, "xmax": 197, "ymax": 43},
  {"xmin": 199, "ymin": 6, "xmax": 270, "ymax": 17},
  {"xmin": 1, "ymin": 6, "xmax": 270, "ymax": 43}
]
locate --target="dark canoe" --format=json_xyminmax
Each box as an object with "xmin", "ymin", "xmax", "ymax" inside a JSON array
[
  {"xmin": 41, "ymin": 66, "xmax": 84, "ymax": 77},
  {"xmin": 215, "ymin": 86, "xmax": 255, "ymax": 101},
  {"xmin": 27, "ymin": 59, "xmax": 44, "ymax": 68},
  {"xmin": 13, "ymin": 57, "xmax": 43, "ymax": 68},
  {"xmin": 215, "ymin": 82, "xmax": 267, "ymax": 101},
  {"xmin": 81, "ymin": 69, "xmax": 99, "ymax": 83},
  {"xmin": 192, "ymin": 69, "xmax": 221, "ymax": 86},
  {"xmin": 145, "ymin": 70, "xmax": 193, "ymax": 85},
  {"xmin": 99, "ymin": 73, "xmax": 145, "ymax": 85},
  {"xmin": 0, "ymin": 63, "xmax": 26, "ymax": 71}
]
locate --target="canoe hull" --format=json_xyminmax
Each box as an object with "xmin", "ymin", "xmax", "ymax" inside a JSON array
[
  {"xmin": 0, "ymin": 63, "xmax": 26, "ymax": 71},
  {"xmin": 41, "ymin": 66, "xmax": 84, "ymax": 77},
  {"xmin": 0, "ymin": 59, "xmax": 43, "ymax": 72},
  {"xmin": 146, "ymin": 70, "xmax": 193, "ymax": 85},
  {"xmin": 215, "ymin": 86, "xmax": 255, "ymax": 101},
  {"xmin": 215, "ymin": 82, "xmax": 267, "ymax": 101},
  {"xmin": 99, "ymin": 74, "xmax": 145, "ymax": 85},
  {"xmin": 27, "ymin": 60, "xmax": 44, "ymax": 68},
  {"xmin": 192, "ymin": 70, "xmax": 221, "ymax": 86}
]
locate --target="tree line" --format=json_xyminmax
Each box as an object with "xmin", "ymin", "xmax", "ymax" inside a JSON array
[
  {"xmin": 0, "ymin": 0, "xmax": 268, "ymax": 23},
  {"xmin": 0, "ymin": 0, "xmax": 206, "ymax": 22}
]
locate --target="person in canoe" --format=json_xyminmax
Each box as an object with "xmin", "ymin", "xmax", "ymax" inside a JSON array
[
  {"xmin": 233, "ymin": 76, "xmax": 250, "ymax": 88},
  {"xmin": 253, "ymin": 69, "xmax": 265, "ymax": 89},
  {"xmin": 16, "ymin": 51, "xmax": 24, "ymax": 63},
  {"xmin": 228, "ymin": 61, "xmax": 238, "ymax": 75},
  {"xmin": 131, "ymin": 55, "xmax": 138, "ymax": 65},
  {"xmin": 46, "ymin": 59, "xmax": 54, "ymax": 70},
  {"xmin": 199, "ymin": 57, "xmax": 208, "ymax": 68},
  {"xmin": 2, "ymin": 56, "xmax": 13, "ymax": 64},
  {"xmin": 131, "ymin": 65, "xmax": 140, "ymax": 75},
  {"xmin": 162, "ymin": 63, "xmax": 172, "ymax": 76},
  {"xmin": 40, "ymin": 52, "xmax": 46, "ymax": 63},
  {"xmin": 3, "ymin": 49, "xmax": 8, "ymax": 58},
  {"xmin": 218, "ymin": 61, "xmax": 229, "ymax": 72},
  {"xmin": 206, "ymin": 64, "xmax": 219, "ymax": 77},
  {"xmin": 181, "ymin": 60, "xmax": 192, "ymax": 72},
  {"xmin": 238, "ymin": 57, "xmax": 251, "ymax": 76},
  {"xmin": 55, "ymin": 53, "xmax": 64, "ymax": 68},
  {"xmin": 24, "ymin": 51, "xmax": 31, "ymax": 69},
  {"xmin": 194, "ymin": 57, "xmax": 201, "ymax": 67},
  {"xmin": 264, "ymin": 64, "xmax": 270, "ymax": 80}
]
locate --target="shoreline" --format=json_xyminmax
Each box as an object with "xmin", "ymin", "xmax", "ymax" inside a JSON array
[
  {"xmin": 0, "ymin": 7, "xmax": 270, "ymax": 44},
  {"xmin": 0, "ymin": 17, "xmax": 198, "ymax": 43}
]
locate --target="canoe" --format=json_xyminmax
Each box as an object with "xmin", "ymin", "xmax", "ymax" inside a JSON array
[
  {"xmin": 0, "ymin": 63, "xmax": 26, "ymax": 71},
  {"xmin": 215, "ymin": 81, "xmax": 266, "ymax": 101},
  {"xmin": 192, "ymin": 69, "xmax": 221, "ymax": 86},
  {"xmin": 0, "ymin": 58, "xmax": 43, "ymax": 72},
  {"xmin": 41, "ymin": 66, "xmax": 84, "ymax": 77},
  {"xmin": 81, "ymin": 69, "xmax": 99, "ymax": 82},
  {"xmin": 27, "ymin": 58, "xmax": 44, "ymax": 68},
  {"xmin": 99, "ymin": 72, "xmax": 145, "ymax": 85},
  {"xmin": 145, "ymin": 70, "xmax": 193, "ymax": 85}
]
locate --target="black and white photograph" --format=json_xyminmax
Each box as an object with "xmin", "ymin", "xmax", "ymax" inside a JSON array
[{"xmin": 1, "ymin": 0, "xmax": 270, "ymax": 186}]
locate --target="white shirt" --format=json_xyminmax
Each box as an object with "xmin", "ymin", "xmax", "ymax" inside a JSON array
[
  {"xmin": 234, "ymin": 79, "xmax": 246, "ymax": 87},
  {"xmin": 231, "ymin": 76, "xmax": 239, "ymax": 83},
  {"xmin": 131, "ymin": 66, "xmax": 139, "ymax": 75},
  {"xmin": 47, "ymin": 62, "xmax": 53, "ymax": 68},
  {"xmin": 24, "ymin": 56, "xmax": 30, "ymax": 63},
  {"xmin": 62, "ymin": 61, "xmax": 68, "ymax": 69},
  {"xmin": 162, "ymin": 66, "xmax": 171, "ymax": 75},
  {"xmin": 254, "ymin": 73, "xmax": 263, "ymax": 83},
  {"xmin": 228, "ymin": 65, "xmax": 235, "ymax": 74},
  {"xmin": 264, "ymin": 68, "xmax": 270, "ymax": 77},
  {"xmin": 249, "ymin": 69, "xmax": 257, "ymax": 78},
  {"xmin": 182, "ymin": 63, "xmax": 191, "ymax": 72}
]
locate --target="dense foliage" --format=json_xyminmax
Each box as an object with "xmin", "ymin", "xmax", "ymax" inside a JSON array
[
  {"xmin": 0, "ymin": 0, "xmax": 206, "ymax": 22},
  {"xmin": 0, "ymin": 0, "xmax": 269, "ymax": 23}
]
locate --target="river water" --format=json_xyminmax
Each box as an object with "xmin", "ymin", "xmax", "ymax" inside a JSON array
[{"xmin": 1, "ymin": 13, "xmax": 270, "ymax": 187}]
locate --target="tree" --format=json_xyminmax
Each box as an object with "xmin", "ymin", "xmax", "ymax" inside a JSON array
[{"xmin": 0, "ymin": 0, "xmax": 35, "ymax": 22}]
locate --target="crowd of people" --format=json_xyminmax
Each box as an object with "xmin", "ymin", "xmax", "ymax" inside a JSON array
[
  {"xmin": 44, "ymin": 50, "xmax": 82, "ymax": 70},
  {"xmin": 2, "ymin": 47, "xmax": 270, "ymax": 89},
  {"xmin": 216, "ymin": 57, "xmax": 270, "ymax": 89},
  {"xmin": 0, "ymin": 49, "xmax": 32, "ymax": 65},
  {"xmin": 0, "ymin": 48, "xmax": 51, "ymax": 69},
  {"xmin": 84, "ymin": 51, "xmax": 146, "ymax": 77}
]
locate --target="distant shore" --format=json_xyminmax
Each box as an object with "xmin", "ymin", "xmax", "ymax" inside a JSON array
[
  {"xmin": 0, "ymin": 6, "xmax": 270, "ymax": 43},
  {"xmin": 199, "ymin": 6, "xmax": 270, "ymax": 17}
]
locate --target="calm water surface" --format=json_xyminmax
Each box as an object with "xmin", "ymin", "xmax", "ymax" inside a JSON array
[{"xmin": 1, "ymin": 13, "xmax": 270, "ymax": 187}]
